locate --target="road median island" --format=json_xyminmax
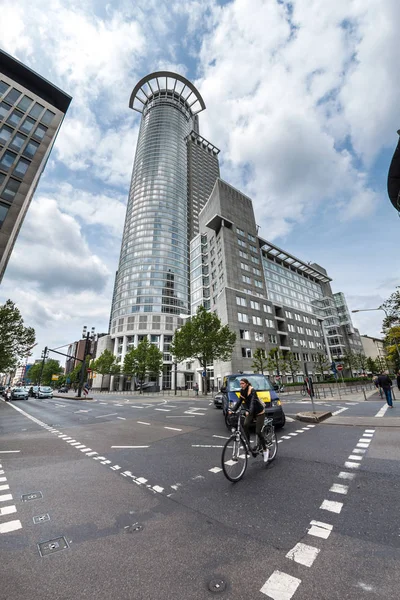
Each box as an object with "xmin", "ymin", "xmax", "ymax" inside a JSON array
[
  {"xmin": 296, "ymin": 410, "xmax": 332, "ymax": 423},
  {"xmin": 52, "ymin": 394, "xmax": 95, "ymax": 401},
  {"xmin": 322, "ymin": 415, "xmax": 400, "ymax": 427}
]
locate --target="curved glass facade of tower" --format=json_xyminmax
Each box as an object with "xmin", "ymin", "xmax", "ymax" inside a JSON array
[{"xmin": 109, "ymin": 73, "xmax": 209, "ymax": 388}]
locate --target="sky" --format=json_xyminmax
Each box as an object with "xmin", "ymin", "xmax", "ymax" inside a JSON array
[{"xmin": 0, "ymin": 0, "xmax": 399, "ymax": 362}]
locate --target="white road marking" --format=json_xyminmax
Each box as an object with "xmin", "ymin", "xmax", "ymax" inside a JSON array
[
  {"xmin": 288, "ymin": 433, "xmax": 298, "ymax": 436},
  {"xmin": 352, "ymin": 448, "xmax": 366, "ymax": 454},
  {"xmin": 0, "ymin": 505, "xmax": 16, "ymax": 516},
  {"xmin": 0, "ymin": 477, "xmax": 6, "ymax": 482},
  {"xmin": 137, "ymin": 421, "xmax": 151, "ymax": 425},
  {"xmin": 365, "ymin": 429, "xmax": 375, "ymax": 433},
  {"xmin": 329, "ymin": 483, "xmax": 349, "ymax": 494},
  {"xmin": 286, "ymin": 542, "xmax": 320, "ymax": 567},
  {"xmin": 101, "ymin": 460, "xmax": 111, "ymax": 464},
  {"xmin": 130, "ymin": 406, "xmax": 143, "ymax": 409},
  {"xmin": 67, "ymin": 440, "xmax": 77, "ymax": 443},
  {"xmin": 70, "ymin": 442, "xmax": 81, "ymax": 446},
  {"xmin": 185, "ymin": 411, "xmax": 205, "ymax": 416},
  {"xmin": 166, "ymin": 415, "xmax": 195, "ymax": 418},
  {"xmin": 85, "ymin": 451, "xmax": 98, "ymax": 457},
  {"xmin": 375, "ymin": 405, "xmax": 389, "ymax": 417},
  {"xmin": 111, "ymin": 446, "xmax": 149, "ymax": 448},
  {"xmin": 277, "ymin": 440, "xmax": 283, "ymax": 443},
  {"xmin": 75, "ymin": 445, "xmax": 86, "ymax": 449},
  {"xmin": 154, "ymin": 408, "xmax": 170, "ymax": 412},
  {"xmin": 332, "ymin": 407, "xmax": 348, "ymax": 416},
  {"xmin": 209, "ymin": 467, "xmax": 222, "ymax": 473},
  {"xmin": 95, "ymin": 413, "xmax": 118, "ymax": 419},
  {"xmin": 260, "ymin": 570, "xmax": 301, "ymax": 599},
  {"xmin": 110, "ymin": 465, "xmax": 121, "ymax": 470},
  {"xmin": 281, "ymin": 436, "xmax": 291, "ymax": 439},
  {"xmin": 99, "ymin": 402, "xmax": 108, "ymax": 404},
  {"xmin": 164, "ymin": 427, "xmax": 182, "ymax": 431},
  {"xmin": 348, "ymin": 455, "xmax": 363, "ymax": 461},
  {"xmin": 192, "ymin": 445, "xmax": 224, "ymax": 448},
  {"xmin": 115, "ymin": 404, "xmax": 123, "ymax": 407},
  {"xmin": 0, "ymin": 451, "xmax": 20, "ymax": 453},
  {"xmin": 0, "ymin": 484, "xmax": 10, "ymax": 491},
  {"xmin": 81, "ymin": 448, "xmax": 92, "ymax": 453},
  {"xmin": 295, "ymin": 429, "xmax": 305, "ymax": 433},
  {"xmin": 213, "ymin": 435, "xmax": 230, "ymax": 440},
  {"xmin": 308, "ymin": 520, "xmax": 333, "ymax": 539},
  {"xmin": 359, "ymin": 438, "xmax": 371, "ymax": 443},
  {"xmin": 153, "ymin": 485, "xmax": 164, "ymax": 493},
  {"xmin": 0, "ymin": 494, "xmax": 13, "ymax": 502},
  {"xmin": 357, "ymin": 443, "xmax": 370, "ymax": 449},
  {"xmin": 285, "ymin": 417, "xmax": 295, "ymax": 422},
  {"xmin": 137, "ymin": 477, "xmax": 148, "ymax": 484},
  {"xmin": 0, "ymin": 519, "xmax": 22, "ymax": 533},
  {"xmin": 117, "ymin": 417, "xmax": 126, "ymax": 420},
  {"xmin": 362, "ymin": 433, "xmax": 373, "ymax": 437},
  {"xmin": 320, "ymin": 499, "xmax": 343, "ymax": 513},
  {"xmin": 344, "ymin": 461, "xmax": 360, "ymax": 469},
  {"xmin": 74, "ymin": 409, "xmax": 91, "ymax": 413},
  {"xmin": 306, "ymin": 424, "xmax": 316, "ymax": 428}
]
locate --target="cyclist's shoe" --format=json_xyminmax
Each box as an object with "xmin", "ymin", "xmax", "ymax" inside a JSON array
[
  {"xmin": 251, "ymin": 445, "xmax": 259, "ymax": 453},
  {"xmin": 263, "ymin": 450, "xmax": 270, "ymax": 463}
]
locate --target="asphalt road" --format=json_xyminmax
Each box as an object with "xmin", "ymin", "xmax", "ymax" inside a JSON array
[{"xmin": 1, "ymin": 392, "xmax": 399, "ymax": 599}]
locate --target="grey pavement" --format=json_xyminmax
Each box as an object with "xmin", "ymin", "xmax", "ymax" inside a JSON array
[{"xmin": 1, "ymin": 393, "xmax": 399, "ymax": 599}]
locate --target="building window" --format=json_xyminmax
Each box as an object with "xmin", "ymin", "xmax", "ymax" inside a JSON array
[
  {"xmin": 238, "ymin": 312, "xmax": 249, "ymax": 323},
  {"xmin": 285, "ymin": 310, "xmax": 293, "ymax": 319},
  {"xmin": 42, "ymin": 109, "xmax": 56, "ymax": 125},
  {"xmin": 0, "ymin": 102, "xmax": 11, "ymax": 120},
  {"xmin": 292, "ymin": 339, "xmax": 299, "ymax": 347},
  {"xmin": 32, "ymin": 123, "xmax": 47, "ymax": 140},
  {"xmin": 240, "ymin": 329, "xmax": 250, "ymax": 340},
  {"xmin": 236, "ymin": 296, "xmax": 247, "ymax": 307},
  {"xmin": 303, "ymin": 353, "xmax": 310, "ymax": 362},
  {"xmin": 251, "ymin": 255, "xmax": 260, "ymax": 264},
  {"xmin": 17, "ymin": 96, "xmax": 34, "ymax": 112},
  {"xmin": 268, "ymin": 334, "xmax": 277, "ymax": 344},
  {"xmin": 254, "ymin": 332, "xmax": 265, "ymax": 342},
  {"xmin": 0, "ymin": 150, "xmax": 17, "ymax": 170},
  {"xmin": 237, "ymin": 227, "xmax": 245, "ymax": 236},
  {"xmin": 239, "ymin": 250, "xmax": 248, "ymax": 259},
  {"xmin": 20, "ymin": 117, "xmax": 36, "ymax": 134},
  {"xmin": 6, "ymin": 109, "xmax": 24, "ymax": 128},
  {"xmin": 0, "ymin": 81, "xmax": 9, "ymax": 95},
  {"xmin": 252, "ymin": 316, "xmax": 262, "ymax": 326},
  {"xmin": 300, "ymin": 340, "xmax": 307, "ymax": 348},
  {"xmin": 241, "ymin": 262, "xmax": 250, "ymax": 271},
  {"xmin": 4, "ymin": 88, "xmax": 22, "ymax": 105},
  {"xmin": 265, "ymin": 319, "xmax": 274, "ymax": 328},
  {"xmin": 23, "ymin": 139, "xmax": 40, "ymax": 158},
  {"xmin": 297, "ymin": 326, "xmax": 304, "ymax": 334},
  {"xmin": 241, "ymin": 347, "xmax": 252, "ymax": 358},
  {"xmin": 0, "ymin": 178, "xmax": 20, "ymax": 202},
  {"xmin": 242, "ymin": 275, "xmax": 251, "ymax": 284},
  {"xmin": 254, "ymin": 280, "xmax": 263, "ymax": 288},
  {"xmin": 248, "ymin": 233, "xmax": 256, "ymax": 242},
  {"xmin": 238, "ymin": 238, "xmax": 246, "ymax": 248},
  {"xmin": 9, "ymin": 132, "xmax": 27, "ymax": 152},
  {"xmin": 249, "ymin": 245, "xmax": 257, "ymax": 253},
  {"xmin": 0, "ymin": 125, "xmax": 13, "ymax": 144},
  {"xmin": 250, "ymin": 300, "xmax": 260, "ymax": 310},
  {"xmin": 294, "ymin": 313, "xmax": 301, "ymax": 321},
  {"xmin": 263, "ymin": 304, "xmax": 272, "ymax": 313},
  {"xmin": 29, "ymin": 102, "xmax": 45, "ymax": 119},
  {"xmin": 0, "ymin": 203, "xmax": 9, "ymax": 227},
  {"xmin": 13, "ymin": 157, "xmax": 30, "ymax": 178},
  {"xmin": 288, "ymin": 324, "xmax": 295, "ymax": 333}
]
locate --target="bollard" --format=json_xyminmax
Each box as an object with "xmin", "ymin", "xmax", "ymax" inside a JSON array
[
  {"xmin": 362, "ymin": 388, "xmax": 367, "ymax": 401},
  {"xmin": 329, "ymin": 386, "xmax": 333, "ymax": 397},
  {"xmin": 323, "ymin": 388, "xmax": 326, "ymax": 398},
  {"xmin": 392, "ymin": 388, "xmax": 396, "ymax": 402}
]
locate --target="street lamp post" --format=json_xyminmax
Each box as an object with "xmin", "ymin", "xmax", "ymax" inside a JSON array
[
  {"xmin": 77, "ymin": 326, "xmax": 96, "ymax": 397},
  {"xmin": 352, "ymin": 307, "xmax": 400, "ymax": 361}
]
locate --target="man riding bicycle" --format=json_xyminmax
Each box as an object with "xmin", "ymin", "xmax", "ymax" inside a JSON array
[{"xmin": 228, "ymin": 377, "xmax": 269, "ymax": 462}]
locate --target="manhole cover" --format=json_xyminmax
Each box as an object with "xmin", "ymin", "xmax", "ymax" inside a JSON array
[
  {"xmin": 38, "ymin": 536, "xmax": 69, "ymax": 557},
  {"xmin": 22, "ymin": 491, "xmax": 43, "ymax": 502},
  {"xmin": 125, "ymin": 523, "xmax": 144, "ymax": 533},
  {"xmin": 33, "ymin": 514, "xmax": 50, "ymax": 524},
  {"xmin": 208, "ymin": 579, "xmax": 226, "ymax": 593}
]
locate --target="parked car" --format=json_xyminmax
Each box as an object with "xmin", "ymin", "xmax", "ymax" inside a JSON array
[
  {"xmin": 11, "ymin": 387, "xmax": 29, "ymax": 400},
  {"xmin": 219, "ymin": 373, "xmax": 286, "ymax": 428},
  {"xmin": 35, "ymin": 386, "xmax": 53, "ymax": 399},
  {"xmin": 213, "ymin": 392, "xmax": 224, "ymax": 409},
  {"xmin": 58, "ymin": 386, "xmax": 69, "ymax": 393}
]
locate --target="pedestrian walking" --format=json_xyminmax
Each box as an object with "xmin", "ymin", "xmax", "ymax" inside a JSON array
[
  {"xmin": 193, "ymin": 382, "xmax": 199, "ymax": 396},
  {"xmin": 377, "ymin": 371, "xmax": 394, "ymax": 408},
  {"xmin": 372, "ymin": 374, "xmax": 383, "ymax": 398}
]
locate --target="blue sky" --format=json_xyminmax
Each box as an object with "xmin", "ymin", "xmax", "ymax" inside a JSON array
[{"xmin": 0, "ymin": 0, "xmax": 399, "ymax": 361}]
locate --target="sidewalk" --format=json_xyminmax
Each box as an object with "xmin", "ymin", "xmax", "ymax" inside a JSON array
[{"xmin": 323, "ymin": 415, "xmax": 400, "ymax": 427}]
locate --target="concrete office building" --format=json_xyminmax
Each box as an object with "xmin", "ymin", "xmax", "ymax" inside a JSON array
[
  {"xmin": 0, "ymin": 50, "xmax": 71, "ymax": 282},
  {"xmin": 193, "ymin": 179, "xmax": 363, "ymax": 388},
  {"xmin": 108, "ymin": 72, "xmax": 220, "ymax": 389},
  {"xmin": 360, "ymin": 335, "xmax": 386, "ymax": 364}
]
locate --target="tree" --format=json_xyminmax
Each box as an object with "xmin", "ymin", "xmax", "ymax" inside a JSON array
[
  {"xmin": 366, "ymin": 357, "xmax": 378, "ymax": 374},
  {"xmin": 122, "ymin": 339, "xmax": 163, "ymax": 392},
  {"xmin": 91, "ymin": 349, "xmax": 120, "ymax": 390},
  {"xmin": 170, "ymin": 305, "xmax": 236, "ymax": 394},
  {"xmin": 252, "ymin": 348, "xmax": 268, "ymax": 374},
  {"xmin": 382, "ymin": 288, "xmax": 400, "ymax": 328},
  {"xmin": 266, "ymin": 348, "xmax": 288, "ymax": 381},
  {"xmin": 354, "ymin": 351, "xmax": 368, "ymax": 376},
  {"xmin": 285, "ymin": 352, "xmax": 300, "ymax": 383},
  {"xmin": 26, "ymin": 362, "xmax": 41, "ymax": 384},
  {"xmin": 314, "ymin": 353, "xmax": 330, "ymax": 380},
  {"xmin": 40, "ymin": 359, "xmax": 63, "ymax": 386},
  {"xmin": 384, "ymin": 326, "xmax": 400, "ymax": 372},
  {"xmin": 342, "ymin": 350, "xmax": 357, "ymax": 377},
  {"xmin": 147, "ymin": 343, "xmax": 163, "ymax": 380},
  {"xmin": 0, "ymin": 299, "xmax": 35, "ymax": 373}
]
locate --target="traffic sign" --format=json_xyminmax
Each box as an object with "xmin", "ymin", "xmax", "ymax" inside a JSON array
[
  {"xmin": 337, "ymin": 365, "xmax": 343, "ymax": 371},
  {"xmin": 51, "ymin": 374, "xmax": 59, "ymax": 380}
]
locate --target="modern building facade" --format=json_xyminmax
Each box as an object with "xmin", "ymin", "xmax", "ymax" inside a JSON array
[
  {"xmin": 194, "ymin": 179, "xmax": 364, "ymax": 388},
  {"xmin": 108, "ymin": 72, "xmax": 220, "ymax": 389},
  {"xmin": 0, "ymin": 50, "xmax": 71, "ymax": 282}
]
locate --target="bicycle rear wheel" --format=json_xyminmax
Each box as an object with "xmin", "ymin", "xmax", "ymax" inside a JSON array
[{"xmin": 221, "ymin": 434, "xmax": 248, "ymax": 482}]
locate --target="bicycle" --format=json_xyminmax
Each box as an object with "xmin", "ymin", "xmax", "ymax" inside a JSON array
[{"xmin": 221, "ymin": 410, "xmax": 278, "ymax": 482}]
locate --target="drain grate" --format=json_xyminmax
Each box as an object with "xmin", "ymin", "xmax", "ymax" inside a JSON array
[
  {"xmin": 33, "ymin": 514, "xmax": 50, "ymax": 524},
  {"xmin": 22, "ymin": 491, "xmax": 43, "ymax": 502},
  {"xmin": 38, "ymin": 536, "xmax": 69, "ymax": 557},
  {"xmin": 125, "ymin": 523, "xmax": 144, "ymax": 534},
  {"xmin": 208, "ymin": 579, "xmax": 227, "ymax": 593}
]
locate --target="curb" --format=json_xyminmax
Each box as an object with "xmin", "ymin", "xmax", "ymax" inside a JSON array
[{"xmin": 296, "ymin": 411, "xmax": 332, "ymax": 423}]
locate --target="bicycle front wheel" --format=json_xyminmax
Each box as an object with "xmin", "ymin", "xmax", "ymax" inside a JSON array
[
  {"xmin": 264, "ymin": 428, "xmax": 278, "ymax": 463},
  {"xmin": 221, "ymin": 434, "xmax": 248, "ymax": 482}
]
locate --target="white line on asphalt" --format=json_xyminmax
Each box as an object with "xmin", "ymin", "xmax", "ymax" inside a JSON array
[
  {"xmin": 286, "ymin": 542, "xmax": 320, "ymax": 567},
  {"xmin": 101, "ymin": 460, "xmax": 111, "ymax": 465},
  {"xmin": 348, "ymin": 455, "xmax": 363, "ymax": 461},
  {"xmin": 213, "ymin": 435, "xmax": 230, "ymax": 440},
  {"xmin": 0, "ymin": 477, "xmax": 6, "ymax": 482},
  {"xmin": 359, "ymin": 438, "xmax": 371, "ymax": 443},
  {"xmin": 306, "ymin": 424, "xmax": 316, "ymax": 428},
  {"xmin": 0, "ymin": 471, "xmax": 4, "ymax": 475},
  {"xmin": 329, "ymin": 483, "xmax": 349, "ymax": 494},
  {"xmin": 117, "ymin": 417, "xmax": 126, "ymax": 420},
  {"xmin": 286, "ymin": 417, "xmax": 295, "ymax": 422},
  {"xmin": 110, "ymin": 465, "xmax": 121, "ymax": 470},
  {"xmin": 288, "ymin": 433, "xmax": 298, "ymax": 436},
  {"xmin": 99, "ymin": 402, "xmax": 108, "ymax": 404},
  {"xmin": 75, "ymin": 445, "xmax": 86, "ymax": 449},
  {"xmin": 81, "ymin": 448, "xmax": 92, "ymax": 453},
  {"xmin": 137, "ymin": 421, "xmax": 151, "ymax": 425},
  {"xmin": 115, "ymin": 404, "xmax": 123, "ymax": 407},
  {"xmin": 67, "ymin": 439, "xmax": 77, "ymax": 443},
  {"xmin": 209, "ymin": 467, "xmax": 222, "ymax": 473},
  {"xmin": 85, "ymin": 451, "xmax": 98, "ymax": 456},
  {"xmin": 95, "ymin": 413, "xmax": 118, "ymax": 418},
  {"xmin": 320, "ymin": 499, "xmax": 343, "ymax": 513},
  {"xmin": 375, "ymin": 404, "xmax": 389, "ymax": 417},
  {"xmin": 0, "ymin": 519, "xmax": 22, "ymax": 533},
  {"xmin": 192, "ymin": 445, "xmax": 224, "ymax": 448},
  {"xmin": 70, "ymin": 442, "xmax": 81, "ymax": 446},
  {"xmin": 130, "ymin": 406, "xmax": 143, "ymax": 409},
  {"xmin": 111, "ymin": 446, "xmax": 149, "ymax": 448},
  {"xmin": 278, "ymin": 440, "xmax": 283, "ymax": 443},
  {"xmin": 0, "ymin": 484, "xmax": 10, "ymax": 491},
  {"xmin": 352, "ymin": 448, "xmax": 366, "ymax": 454},
  {"xmin": 0, "ymin": 505, "xmax": 16, "ymax": 516},
  {"xmin": 164, "ymin": 427, "xmax": 182, "ymax": 431},
  {"xmin": 260, "ymin": 570, "xmax": 301, "ymax": 599},
  {"xmin": 344, "ymin": 461, "xmax": 360, "ymax": 469},
  {"xmin": 166, "ymin": 415, "xmax": 195, "ymax": 418},
  {"xmin": 332, "ymin": 407, "xmax": 349, "ymax": 416},
  {"xmin": 0, "ymin": 494, "xmax": 13, "ymax": 502},
  {"xmin": 308, "ymin": 520, "xmax": 333, "ymax": 539},
  {"xmin": 362, "ymin": 433, "xmax": 374, "ymax": 437},
  {"xmin": 365, "ymin": 429, "xmax": 375, "ymax": 433},
  {"xmin": 357, "ymin": 443, "xmax": 370, "ymax": 448},
  {"xmin": 137, "ymin": 477, "xmax": 148, "ymax": 484},
  {"xmin": 295, "ymin": 430, "xmax": 305, "ymax": 433},
  {"xmin": 153, "ymin": 485, "xmax": 164, "ymax": 493},
  {"xmin": 0, "ymin": 451, "xmax": 20, "ymax": 453},
  {"xmin": 281, "ymin": 436, "xmax": 291, "ymax": 439},
  {"xmin": 154, "ymin": 408, "xmax": 170, "ymax": 412}
]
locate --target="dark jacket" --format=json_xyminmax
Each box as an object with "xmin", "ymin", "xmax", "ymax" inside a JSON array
[
  {"xmin": 232, "ymin": 386, "xmax": 265, "ymax": 416},
  {"xmin": 397, "ymin": 375, "xmax": 400, "ymax": 390},
  {"xmin": 377, "ymin": 374, "xmax": 392, "ymax": 390}
]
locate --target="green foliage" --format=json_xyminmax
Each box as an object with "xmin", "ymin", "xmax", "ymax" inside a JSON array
[
  {"xmin": 285, "ymin": 352, "xmax": 300, "ymax": 380},
  {"xmin": 366, "ymin": 357, "xmax": 378, "ymax": 373},
  {"xmin": 122, "ymin": 348, "xmax": 137, "ymax": 376},
  {"xmin": 171, "ymin": 305, "xmax": 236, "ymax": 371},
  {"xmin": 26, "ymin": 362, "xmax": 41, "ymax": 384},
  {"xmin": 92, "ymin": 349, "xmax": 120, "ymax": 376},
  {"xmin": 147, "ymin": 343, "xmax": 163, "ymax": 379},
  {"xmin": 384, "ymin": 325, "xmax": 400, "ymax": 371},
  {"xmin": 353, "ymin": 351, "xmax": 368, "ymax": 373},
  {"xmin": 266, "ymin": 347, "xmax": 287, "ymax": 377},
  {"xmin": 122, "ymin": 339, "xmax": 163, "ymax": 390},
  {"xmin": 0, "ymin": 299, "xmax": 35, "ymax": 373},
  {"xmin": 252, "ymin": 348, "xmax": 268, "ymax": 373},
  {"xmin": 68, "ymin": 364, "xmax": 83, "ymax": 386},
  {"xmin": 314, "ymin": 353, "xmax": 330, "ymax": 376},
  {"xmin": 26, "ymin": 358, "xmax": 63, "ymax": 385},
  {"xmin": 342, "ymin": 350, "xmax": 357, "ymax": 374},
  {"xmin": 382, "ymin": 288, "xmax": 400, "ymax": 328}
]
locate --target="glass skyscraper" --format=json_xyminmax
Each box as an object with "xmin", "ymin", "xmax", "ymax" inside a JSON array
[{"xmin": 109, "ymin": 72, "xmax": 220, "ymax": 389}]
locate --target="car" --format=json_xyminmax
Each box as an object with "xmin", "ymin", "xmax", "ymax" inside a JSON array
[
  {"xmin": 35, "ymin": 386, "xmax": 53, "ymax": 399},
  {"xmin": 11, "ymin": 387, "xmax": 29, "ymax": 400},
  {"xmin": 213, "ymin": 392, "xmax": 224, "ymax": 409},
  {"xmin": 219, "ymin": 373, "xmax": 286, "ymax": 428},
  {"xmin": 58, "ymin": 386, "xmax": 69, "ymax": 393}
]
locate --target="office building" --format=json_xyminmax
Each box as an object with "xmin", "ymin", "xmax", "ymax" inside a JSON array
[
  {"xmin": 0, "ymin": 50, "xmax": 72, "ymax": 282},
  {"xmin": 360, "ymin": 335, "xmax": 386, "ymax": 364},
  {"xmin": 108, "ymin": 72, "xmax": 220, "ymax": 389}
]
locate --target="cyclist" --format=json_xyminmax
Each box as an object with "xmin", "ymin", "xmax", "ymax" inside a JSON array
[{"xmin": 228, "ymin": 378, "xmax": 269, "ymax": 462}]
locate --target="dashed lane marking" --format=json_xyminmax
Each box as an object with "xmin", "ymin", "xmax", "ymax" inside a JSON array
[
  {"xmin": 0, "ymin": 505, "xmax": 16, "ymax": 516},
  {"xmin": 0, "ymin": 494, "xmax": 13, "ymax": 502},
  {"xmin": 137, "ymin": 421, "xmax": 151, "ymax": 426},
  {"xmin": 164, "ymin": 427, "xmax": 182, "ymax": 431},
  {"xmin": 95, "ymin": 413, "xmax": 118, "ymax": 419},
  {"xmin": 286, "ymin": 542, "xmax": 320, "ymax": 567},
  {"xmin": 344, "ymin": 461, "xmax": 360, "ymax": 469},
  {"xmin": 209, "ymin": 467, "xmax": 222, "ymax": 473},
  {"xmin": 154, "ymin": 408, "xmax": 170, "ymax": 412},
  {"xmin": 260, "ymin": 570, "xmax": 301, "ymax": 599},
  {"xmin": 348, "ymin": 455, "xmax": 363, "ymax": 461},
  {"xmin": 308, "ymin": 520, "xmax": 333, "ymax": 539},
  {"xmin": 0, "ymin": 451, "xmax": 20, "ymax": 453},
  {"xmin": 0, "ymin": 519, "xmax": 22, "ymax": 533},
  {"xmin": 320, "ymin": 499, "xmax": 343, "ymax": 513},
  {"xmin": 111, "ymin": 446, "xmax": 149, "ymax": 449},
  {"xmin": 329, "ymin": 483, "xmax": 349, "ymax": 494},
  {"xmin": 375, "ymin": 404, "xmax": 389, "ymax": 417},
  {"xmin": 0, "ymin": 484, "xmax": 10, "ymax": 491}
]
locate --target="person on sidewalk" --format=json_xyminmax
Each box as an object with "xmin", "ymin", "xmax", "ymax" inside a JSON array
[
  {"xmin": 377, "ymin": 371, "xmax": 393, "ymax": 408},
  {"xmin": 193, "ymin": 382, "xmax": 199, "ymax": 396},
  {"xmin": 397, "ymin": 371, "xmax": 400, "ymax": 391}
]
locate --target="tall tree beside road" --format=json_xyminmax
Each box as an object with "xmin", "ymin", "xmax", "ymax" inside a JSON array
[
  {"xmin": 382, "ymin": 287, "xmax": 400, "ymax": 328},
  {"xmin": 342, "ymin": 350, "xmax": 357, "ymax": 376},
  {"xmin": 285, "ymin": 352, "xmax": 300, "ymax": 382},
  {"xmin": 384, "ymin": 326, "xmax": 400, "ymax": 371},
  {"xmin": 91, "ymin": 349, "xmax": 120, "ymax": 391},
  {"xmin": 266, "ymin": 348, "xmax": 288, "ymax": 381},
  {"xmin": 0, "ymin": 299, "xmax": 35, "ymax": 374},
  {"xmin": 147, "ymin": 343, "xmax": 163, "ymax": 380},
  {"xmin": 354, "ymin": 351, "xmax": 368, "ymax": 375},
  {"xmin": 366, "ymin": 357, "xmax": 378, "ymax": 374},
  {"xmin": 252, "ymin": 348, "xmax": 268, "ymax": 374},
  {"xmin": 27, "ymin": 359, "xmax": 63, "ymax": 385},
  {"xmin": 170, "ymin": 306, "xmax": 236, "ymax": 394},
  {"xmin": 314, "ymin": 353, "xmax": 330, "ymax": 380},
  {"xmin": 122, "ymin": 338, "xmax": 163, "ymax": 392}
]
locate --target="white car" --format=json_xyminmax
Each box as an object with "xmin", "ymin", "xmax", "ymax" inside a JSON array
[
  {"xmin": 11, "ymin": 387, "xmax": 29, "ymax": 400},
  {"xmin": 35, "ymin": 386, "xmax": 53, "ymax": 399}
]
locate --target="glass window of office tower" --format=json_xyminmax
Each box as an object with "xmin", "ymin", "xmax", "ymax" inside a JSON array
[{"xmin": 110, "ymin": 72, "xmax": 207, "ymax": 325}]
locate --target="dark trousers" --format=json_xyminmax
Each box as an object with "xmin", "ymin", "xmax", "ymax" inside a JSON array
[
  {"xmin": 383, "ymin": 388, "xmax": 393, "ymax": 407},
  {"xmin": 243, "ymin": 413, "xmax": 266, "ymax": 450}
]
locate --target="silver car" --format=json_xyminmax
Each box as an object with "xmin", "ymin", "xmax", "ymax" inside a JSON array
[
  {"xmin": 35, "ymin": 386, "xmax": 53, "ymax": 399},
  {"xmin": 11, "ymin": 387, "xmax": 29, "ymax": 400}
]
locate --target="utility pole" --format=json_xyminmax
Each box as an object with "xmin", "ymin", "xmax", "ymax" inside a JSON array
[
  {"xmin": 77, "ymin": 326, "xmax": 95, "ymax": 397},
  {"xmin": 38, "ymin": 346, "xmax": 48, "ymax": 387}
]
